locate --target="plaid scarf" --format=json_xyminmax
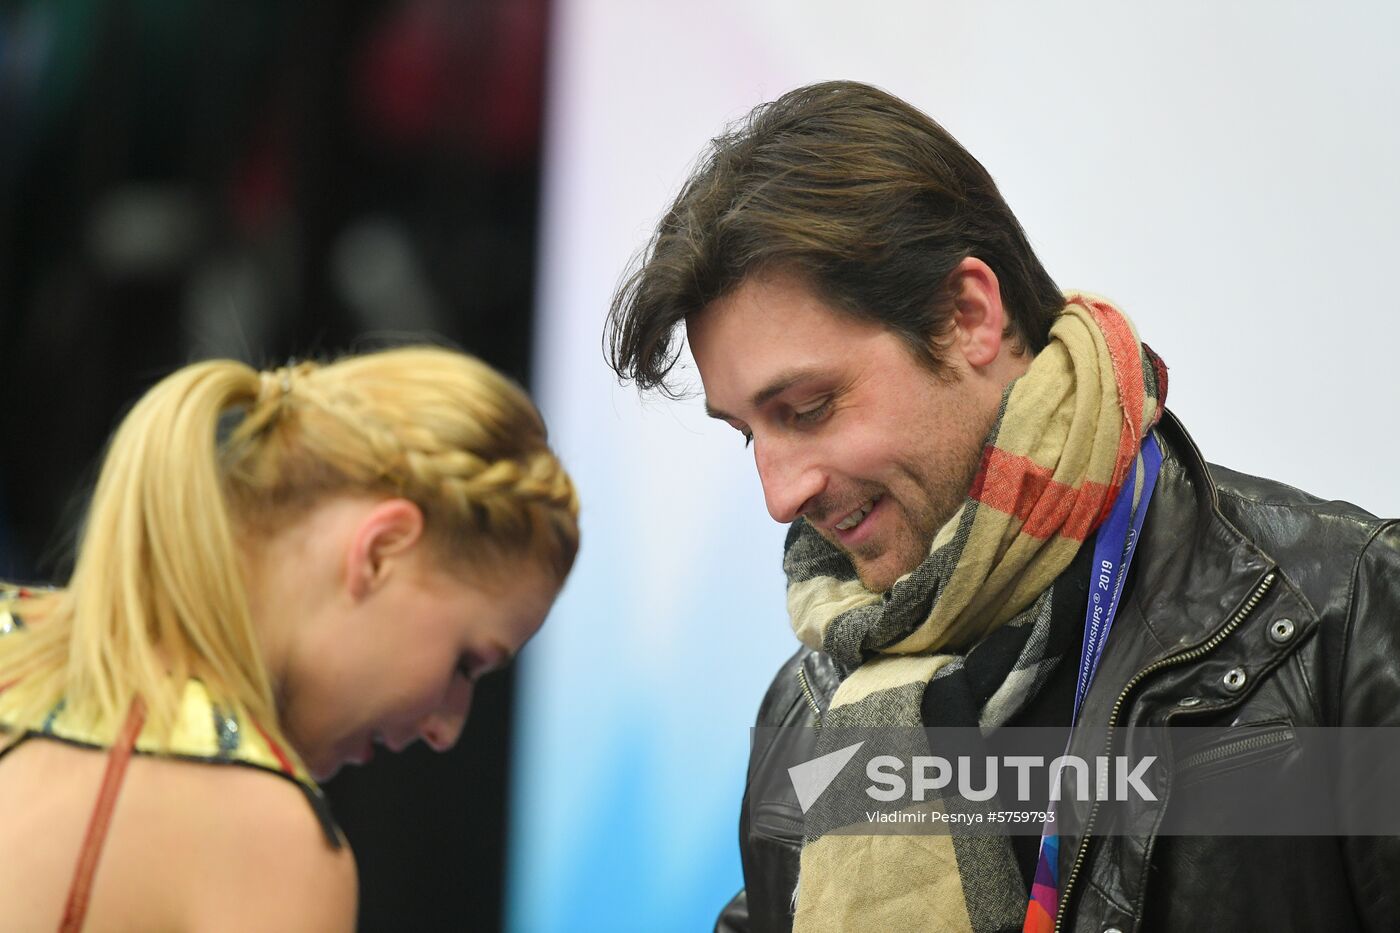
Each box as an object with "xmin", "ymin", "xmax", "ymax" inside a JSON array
[{"xmin": 785, "ymin": 294, "xmax": 1167, "ymax": 933}]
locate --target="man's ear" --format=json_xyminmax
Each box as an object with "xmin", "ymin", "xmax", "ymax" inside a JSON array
[
  {"xmin": 945, "ymin": 257, "xmax": 1008, "ymax": 369},
  {"xmin": 344, "ymin": 498, "xmax": 425, "ymax": 601}
]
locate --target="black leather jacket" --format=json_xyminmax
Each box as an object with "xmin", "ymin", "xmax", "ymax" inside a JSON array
[{"xmin": 717, "ymin": 411, "xmax": 1400, "ymax": 933}]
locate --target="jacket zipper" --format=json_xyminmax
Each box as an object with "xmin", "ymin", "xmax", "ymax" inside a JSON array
[
  {"xmin": 796, "ymin": 666, "xmax": 823, "ymax": 727},
  {"xmin": 1176, "ymin": 726, "xmax": 1294, "ymax": 772},
  {"xmin": 1053, "ymin": 570, "xmax": 1277, "ymax": 932}
]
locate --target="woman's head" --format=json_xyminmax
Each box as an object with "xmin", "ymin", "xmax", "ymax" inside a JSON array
[
  {"xmin": 244, "ymin": 495, "xmax": 563, "ymax": 779},
  {"xmin": 0, "ymin": 346, "xmax": 578, "ymax": 775},
  {"xmin": 225, "ymin": 349, "xmax": 578, "ymax": 581}
]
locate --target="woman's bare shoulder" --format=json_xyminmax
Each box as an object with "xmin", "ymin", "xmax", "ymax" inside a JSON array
[
  {"xmin": 0, "ymin": 738, "xmax": 358, "ymax": 933},
  {"xmin": 114, "ymin": 752, "xmax": 359, "ymax": 932}
]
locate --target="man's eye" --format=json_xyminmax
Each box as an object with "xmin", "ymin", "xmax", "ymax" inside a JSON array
[
  {"xmin": 742, "ymin": 430, "xmax": 753, "ymax": 448},
  {"xmin": 793, "ymin": 399, "xmax": 832, "ymax": 424}
]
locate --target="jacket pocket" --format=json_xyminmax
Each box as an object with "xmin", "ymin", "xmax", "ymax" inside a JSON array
[{"xmin": 1174, "ymin": 720, "xmax": 1296, "ymax": 788}]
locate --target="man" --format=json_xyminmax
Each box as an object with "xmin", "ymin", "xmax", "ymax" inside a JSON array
[{"xmin": 605, "ymin": 81, "xmax": 1400, "ymax": 932}]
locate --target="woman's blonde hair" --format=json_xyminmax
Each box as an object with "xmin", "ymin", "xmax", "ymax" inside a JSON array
[{"xmin": 0, "ymin": 347, "xmax": 578, "ymax": 749}]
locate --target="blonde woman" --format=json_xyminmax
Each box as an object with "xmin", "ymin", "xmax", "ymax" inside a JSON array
[{"xmin": 0, "ymin": 347, "xmax": 579, "ymax": 932}]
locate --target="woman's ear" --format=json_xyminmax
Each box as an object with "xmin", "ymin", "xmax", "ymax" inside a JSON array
[{"xmin": 344, "ymin": 499, "xmax": 425, "ymax": 601}]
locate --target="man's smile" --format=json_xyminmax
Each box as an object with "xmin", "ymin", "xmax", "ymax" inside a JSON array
[{"xmin": 832, "ymin": 495, "xmax": 880, "ymax": 531}]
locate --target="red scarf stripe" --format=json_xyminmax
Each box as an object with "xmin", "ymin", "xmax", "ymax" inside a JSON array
[
  {"xmin": 971, "ymin": 447, "xmax": 1114, "ymax": 541},
  {"xmin": 1083, "ymin": 298, "xmax": 1148, "ymax": 482}
]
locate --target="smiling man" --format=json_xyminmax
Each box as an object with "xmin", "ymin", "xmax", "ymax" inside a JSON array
[
  {"xmin": 690, "ymin": 263, "xmax": 1020, "ymax": 593},
  {"xmin": 605, "ymin": 81, "xmax": 1400, "ymax": 933}
]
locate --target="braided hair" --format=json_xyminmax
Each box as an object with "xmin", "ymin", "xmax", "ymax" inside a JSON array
[{"xmin": 0, "ymin": 347, "xmax": 578, "ymax": 750}]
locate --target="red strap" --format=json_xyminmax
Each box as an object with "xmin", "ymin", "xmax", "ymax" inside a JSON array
[
  {"xmin": 253, "ymin": 720, "xmax": 296, "ymax": 775},
  {"xmin": 58, "ymin": 700, "xmax": 145, "ymax": 933}
]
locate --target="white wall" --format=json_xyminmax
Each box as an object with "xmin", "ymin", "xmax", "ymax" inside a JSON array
[{"xmin": 512, "ymin": 4, "xmax": 1400, "ymax": 929}]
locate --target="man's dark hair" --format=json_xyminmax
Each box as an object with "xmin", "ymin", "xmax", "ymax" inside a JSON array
[{"xmin": 605, "ymin": 80, "xmax": 1063, "ymax": 395}]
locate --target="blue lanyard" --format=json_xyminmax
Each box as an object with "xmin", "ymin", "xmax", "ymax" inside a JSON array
[
  {"xmin": 1024, "ymin": 433, "xmax": 1164, "ymax": 931},
  {"xmin": 1072, "ymin": 432, "xmax": 1162, "ymax": 724}
]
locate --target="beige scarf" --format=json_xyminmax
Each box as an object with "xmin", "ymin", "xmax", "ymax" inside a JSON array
[{"xmin": 787, "ymin": 295, "xmax": 1167, "ymax": 932}]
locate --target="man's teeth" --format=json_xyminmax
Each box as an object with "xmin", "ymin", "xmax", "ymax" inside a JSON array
[{"xmin": 835, "ymin": 498, "xmax": 877, "ymax": 531}]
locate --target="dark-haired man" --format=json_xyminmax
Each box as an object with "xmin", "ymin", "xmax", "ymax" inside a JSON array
[{"xmin": 606, "ymin": 81, "xmax": 1400, "ymax": 933}]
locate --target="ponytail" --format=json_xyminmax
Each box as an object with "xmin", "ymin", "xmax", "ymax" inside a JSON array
[{"xmin": 0, "ymin": 362, "xmax": 278, "ymax": 742}]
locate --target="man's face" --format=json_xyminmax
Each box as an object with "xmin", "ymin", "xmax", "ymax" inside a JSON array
[{"xmin": 687, "ymin": 270, "xmax": 1003, "ymax": 592}]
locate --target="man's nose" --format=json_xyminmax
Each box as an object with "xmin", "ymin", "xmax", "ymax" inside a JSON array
[
  {"xmin": 755, "ymin": 438, "xmax": 825, "ymax": 524},
  {"xmin": 417, "ymin": 678, "xmax": 473, "ymax": 753}
]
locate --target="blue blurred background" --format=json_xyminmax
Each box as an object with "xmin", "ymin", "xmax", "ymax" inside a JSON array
[{"xmin": 3, "ymin": 3, "xmax": 1398, "ymax": 931}]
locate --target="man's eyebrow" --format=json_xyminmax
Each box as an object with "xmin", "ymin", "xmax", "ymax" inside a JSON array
[{"xmin": 703, "ymin": 367, "xmax": 826, "ymax": 421}]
